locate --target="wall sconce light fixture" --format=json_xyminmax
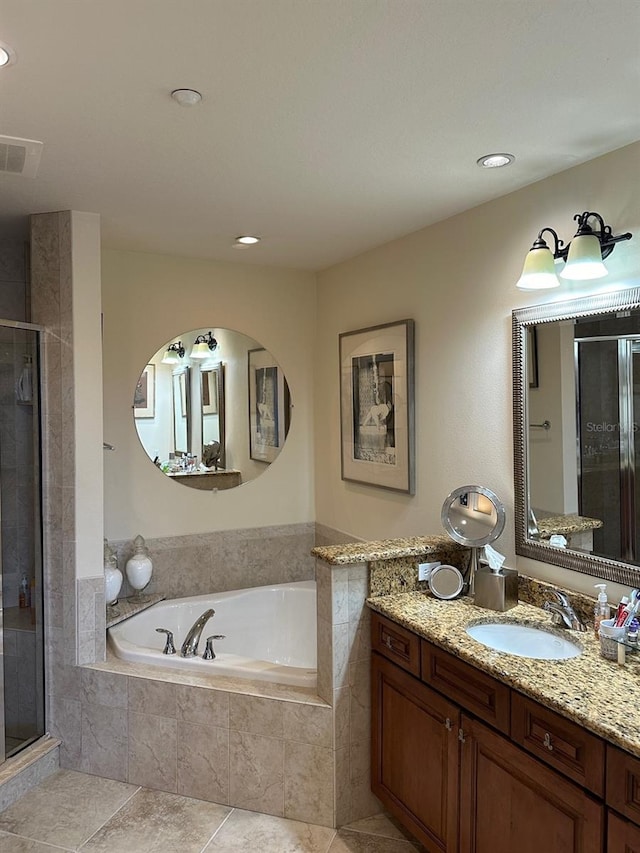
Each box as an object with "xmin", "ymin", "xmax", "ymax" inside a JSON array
[
  {"xmin": 189, "ymin": 331, "xmax": 218, "ymax": 359},
  {"xmin": 516, "ymin": 211, "xmax": 632, "ymax": 290},
  {"xmin": 161, "ymin": 341, "xmax": 186, "ymax": 364}
]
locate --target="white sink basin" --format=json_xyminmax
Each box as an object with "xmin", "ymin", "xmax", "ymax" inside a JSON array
[{"xmin": 466, "ymin": 622, "xmax": 582, "ymax": 660}]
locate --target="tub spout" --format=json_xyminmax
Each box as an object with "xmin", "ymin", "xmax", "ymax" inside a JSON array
[{"xmin": 180, "ymin": 608, "xmax": 215, "ymax": 657}]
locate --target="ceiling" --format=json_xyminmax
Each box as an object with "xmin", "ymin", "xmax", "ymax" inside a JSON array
[{"xmin": 1, "ymin": 0, "xmax": 639, "ymax": 271}]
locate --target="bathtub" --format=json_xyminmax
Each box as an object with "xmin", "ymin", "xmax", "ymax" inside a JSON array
[{"xmin": 108, "ymin": 580, "xmax": 317, "ymax": 688}]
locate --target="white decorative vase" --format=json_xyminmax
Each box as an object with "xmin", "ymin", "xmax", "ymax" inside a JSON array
[
  {"xmin": 126, "ymin": 534, "xmax": 153, "ymax": 594},
  {"xmin": 104, "ymin": 537, "xmax": 122, "ymax": 605},
  {"xmin": 105, "ymin": 564, "xmax": 123, "ymax": 605}
]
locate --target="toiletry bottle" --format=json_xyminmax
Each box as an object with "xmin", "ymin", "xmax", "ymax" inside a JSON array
[
  {"xmin": 614, "ymin": 595, "xmax": 629, "ymax": 627},
  {"xmin": 594, "ymin": 584, "xmax": 609, "ymax": 637},
  {"xmin": 615, "ymin": 595, "xmax": 634, "ymax": 627},
  {"xmin": 19, "ymin": 573, "xmax": 30, "ymax": 609},
  {"xmin": 628, "ymin": 617, "xmax": 639, "ymax": 644}
]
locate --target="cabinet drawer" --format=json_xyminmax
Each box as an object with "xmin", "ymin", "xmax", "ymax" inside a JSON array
[
  {"xmin": 511, "ymin": 692, "xmax": 605, "ymax": 796},
  {"xmin": 421, "ymin": 640, "xmax": 510, "ymax": 735},
  {"xmin": 371, "ymin": 612, "xmax": 421, "ymax": 677},
  {"xmin": 607, "ymin": 744, "xmax": 640, "ymax": 824}
]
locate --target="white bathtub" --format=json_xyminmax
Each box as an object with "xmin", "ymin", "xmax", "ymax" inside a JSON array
[{"xmin": 108, "ymin": 580, "xmax": 317, "ymax": 688}]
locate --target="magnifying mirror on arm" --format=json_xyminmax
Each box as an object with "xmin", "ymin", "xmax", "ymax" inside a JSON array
[{"xmin": 441, "ymin": 485, "xmax": 506, "ymax": 594}]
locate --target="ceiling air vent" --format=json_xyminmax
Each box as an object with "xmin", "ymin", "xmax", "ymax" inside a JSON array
[{"xmin": 0, "ymin": 135, "xmax": 43, "ymax": 178}]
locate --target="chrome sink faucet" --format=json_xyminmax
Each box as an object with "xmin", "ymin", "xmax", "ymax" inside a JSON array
[
  {"xmin": 180, "ymin": 608, "xmax": 215, "ymax": 657},
  {"xmin": 543, "ymin": 589, "xmax": 587, "ymax": 632}
]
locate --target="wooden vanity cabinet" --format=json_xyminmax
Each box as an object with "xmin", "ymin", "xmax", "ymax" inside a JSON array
[
  {"xmin": 371, "ymin": 612, "xmax": 605, "ymax": 853},
  {"xmin": 607, "ymin": 810, "xmax": 640, "ymax": 852},
  {"xmin": 372, "ymin": 652, "xmax": 460, "ymax": 851},
  {"xmin": 460, "ymin": 713, "xmax": 603, "ymax": 853}
]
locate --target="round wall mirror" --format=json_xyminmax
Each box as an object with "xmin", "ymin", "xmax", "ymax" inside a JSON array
[
  {"xmin": 441, "ymin": 484, "xmax": 505, "ymax": 547},
  {"xmin": 133, "ymin": 327, "xmax": 291, "ymax": 491}
]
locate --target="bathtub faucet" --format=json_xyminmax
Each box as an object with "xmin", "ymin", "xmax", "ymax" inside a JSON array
[{"xmin": 180, "ymin": 608, "xmax": 215, "ymax": 657}]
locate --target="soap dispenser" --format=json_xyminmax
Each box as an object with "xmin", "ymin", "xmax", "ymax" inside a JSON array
[{"xmin": 593, "ymin": 584, "xmax": 610, "ymax": 638}]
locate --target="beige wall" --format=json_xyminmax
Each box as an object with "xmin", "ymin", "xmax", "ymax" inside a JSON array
[
  {"xmin": 315, "ymin": 142, "xmax": 640, "ymax": 599},
  {"xmin": 102, "ymin": 250, "xmax": 316, "ymax": 540}
]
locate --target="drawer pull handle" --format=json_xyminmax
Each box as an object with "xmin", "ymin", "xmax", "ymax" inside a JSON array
[
  {"xmin": 384, "ymin": 636, "xmax": 394, "ymax": 650},
  {"xmin": 458, "ymin": 728, "xmax": 466, "ymax": 743},
  {"xmin": 445, "ymin": 717, "xmax": 453, "ymax": 731},
  {"xmin": 543, "ymin": 732, "xmax": 553, "ymax": 751}
]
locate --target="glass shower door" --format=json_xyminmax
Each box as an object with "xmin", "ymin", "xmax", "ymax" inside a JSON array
[
  {"xmin": 0, "ymin": 322, "xmax": 44, "ymax": 762},
  {"xmin": 577, "ymin": 336, "xmax": 640, "ymax": 565}
]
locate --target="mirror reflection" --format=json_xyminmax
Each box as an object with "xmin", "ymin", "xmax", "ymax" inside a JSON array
[
  {"xmin": 527, "ymin": 309, "xmax": 640, "ymax": 563},
  {"xmin": 514, "ymin": 288, "xmax": 640, "ymax": 586},
  {"xmin": 441, "ymin": 485, "xmax": 505, "ymax": 546},
  {"xmin": 133, "ymin": 327, "xmax": 291, "ymax": 490}
]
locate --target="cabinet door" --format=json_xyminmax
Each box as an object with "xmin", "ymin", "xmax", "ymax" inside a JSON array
[
  {"xmin": 459, "ymin": 714, "xmax": 603, "ymax": 853},
  {"xmin": 372, "ymin": 651, "xmax": 460, "ymax": 853},
  {"xmin": 608, "ymin": 810, "xmax": 640, "ymax": 852},
  {"xmin": 607, "ymin": 744, "xmax": 640, "ymax": 826}
]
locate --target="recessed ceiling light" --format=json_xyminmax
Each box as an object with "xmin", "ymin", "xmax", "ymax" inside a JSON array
[
  {"xmin": 171, "ymin": 88, "xmax": 202, "ymax": 107},
  {"xmin": 0, "ymin": 43, "xmax": 14, "ymax": 67},
  {"xmin": 235, "ymin": 236, "xmax": 261, "ymax": 245},
  {"xmin": 477, "ymin": 153, "xmax": 515, "ymax": 169}
]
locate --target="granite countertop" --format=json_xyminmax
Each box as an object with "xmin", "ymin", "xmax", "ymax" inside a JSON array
[
  {"xmin": 312, "ymin": 535, "xmax": 466, "ymax": 565},
  {"xmin": 536, "ymin": 513, "xmax": 603, "ymax": 538},
  {"xmin": 367, "ymin": 591, "xmax": 640, "ymax": 758}
]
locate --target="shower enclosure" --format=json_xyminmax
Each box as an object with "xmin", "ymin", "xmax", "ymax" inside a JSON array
[
  {"xmin": 0, "ymin": 320, "xmax": 44, "ymax": 763},
  {"xmin": 577, "ymin": 328, "xmax": 640, "ymax": 564}
]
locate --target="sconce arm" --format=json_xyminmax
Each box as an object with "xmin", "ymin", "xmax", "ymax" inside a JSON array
[
  {"xmin": 534, "ymin": 227, "xmax": 565, "ymax": 259},
  {"xmin": 573, "ymin": 211, "xmax": 633, "ymax": 260}
]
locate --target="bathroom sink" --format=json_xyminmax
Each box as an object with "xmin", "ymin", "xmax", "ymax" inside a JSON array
[{"xmin": 465, "ymin": 622, "xmax": 582, "ymax": 660}]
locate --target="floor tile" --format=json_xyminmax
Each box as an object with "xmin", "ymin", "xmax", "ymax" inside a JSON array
[
  {"xmin": 0, "ymin": 830, "xmax": 72, "ymax": 852},
  {"xmin": 0, "ymin": 770, "xmax": 137, "ymax": 850},
  {"xmin": 78, "ymin": 787, "xmax": 231, "ymax": 853},
  {"xmin": 204, "ymin": 808, "xmax": 336, "ymax": 852},
  {"xmin": 342, "ymin": 813, "xmax": 412, "ymax": 840},
  {"xmin": 327, "ymin": 829, "xmax": 420, "ymax": 852}
]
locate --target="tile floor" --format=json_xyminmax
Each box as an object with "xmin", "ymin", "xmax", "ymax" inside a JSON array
[{"xmin": 0, "ymin": 769, "xmax": 422, "ymax": 852}]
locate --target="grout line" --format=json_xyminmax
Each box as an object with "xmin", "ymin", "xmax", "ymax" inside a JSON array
[
  {"xmin": 0, "ymin": 828, "xmax": 75, "ymax": 851},
  {"xmin": 74, "ymin": 784, "xmax": 141, "ymax": 850},
  {"xmin": 197, "ymin": 805, "xmax": 235, "ymax": 852}
]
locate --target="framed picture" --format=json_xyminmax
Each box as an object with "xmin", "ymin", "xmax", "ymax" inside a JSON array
[
  {"xmin": 248, "ymin": 347, "xmax": 290, "ymax": 463},
  {"xmin": 134, "ymin": 364, "xmax": 155, "ymax": 418},
  {"xmin": 339, "ymin": 319, "xmax": 415, "ymax": 494}
]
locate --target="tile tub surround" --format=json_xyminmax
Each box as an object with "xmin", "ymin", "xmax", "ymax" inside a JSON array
[
  {"xmin": 367, "ymin": 590, "xmax": 640, "ymax": 758},
  {"xmin": 111, "ymin": 522, "xmax": 316, "ymax": 601},
  {"xmin": 60, "ymin": 663, "xmax": 334, "ymax": 827},
  {"xmin": 63, "ymin": 529, "xmax": 468, "ymax": 829}
]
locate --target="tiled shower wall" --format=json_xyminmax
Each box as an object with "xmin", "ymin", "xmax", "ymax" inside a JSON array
[
  {"xmin": 0, "ymin": 239, "xmax": 30, "ymax": 610},
  {"xmin": 0, "ymin": 240, "xmax": 28, "ymax": 322}
]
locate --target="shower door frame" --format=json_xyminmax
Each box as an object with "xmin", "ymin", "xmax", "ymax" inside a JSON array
[
  {"xmin": 0, "ymin": 318, "xmax": 45, "ymax": 766},
  {"xmin": 575, "ymin": 333, "xmax": 640, "ymax": 565}
]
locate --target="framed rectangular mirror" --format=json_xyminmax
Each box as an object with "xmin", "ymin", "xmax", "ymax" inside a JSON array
[
  {"xmin": 172, "ymin": 366, "xmax": 190, "ymax": 456},
  {"xmin": 201, "ymin": 364, "xmax": 226, "ymax": 468},
  {"xmin": 514, "ymin": 286, "xmax": 640, "ymax": 586}
]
